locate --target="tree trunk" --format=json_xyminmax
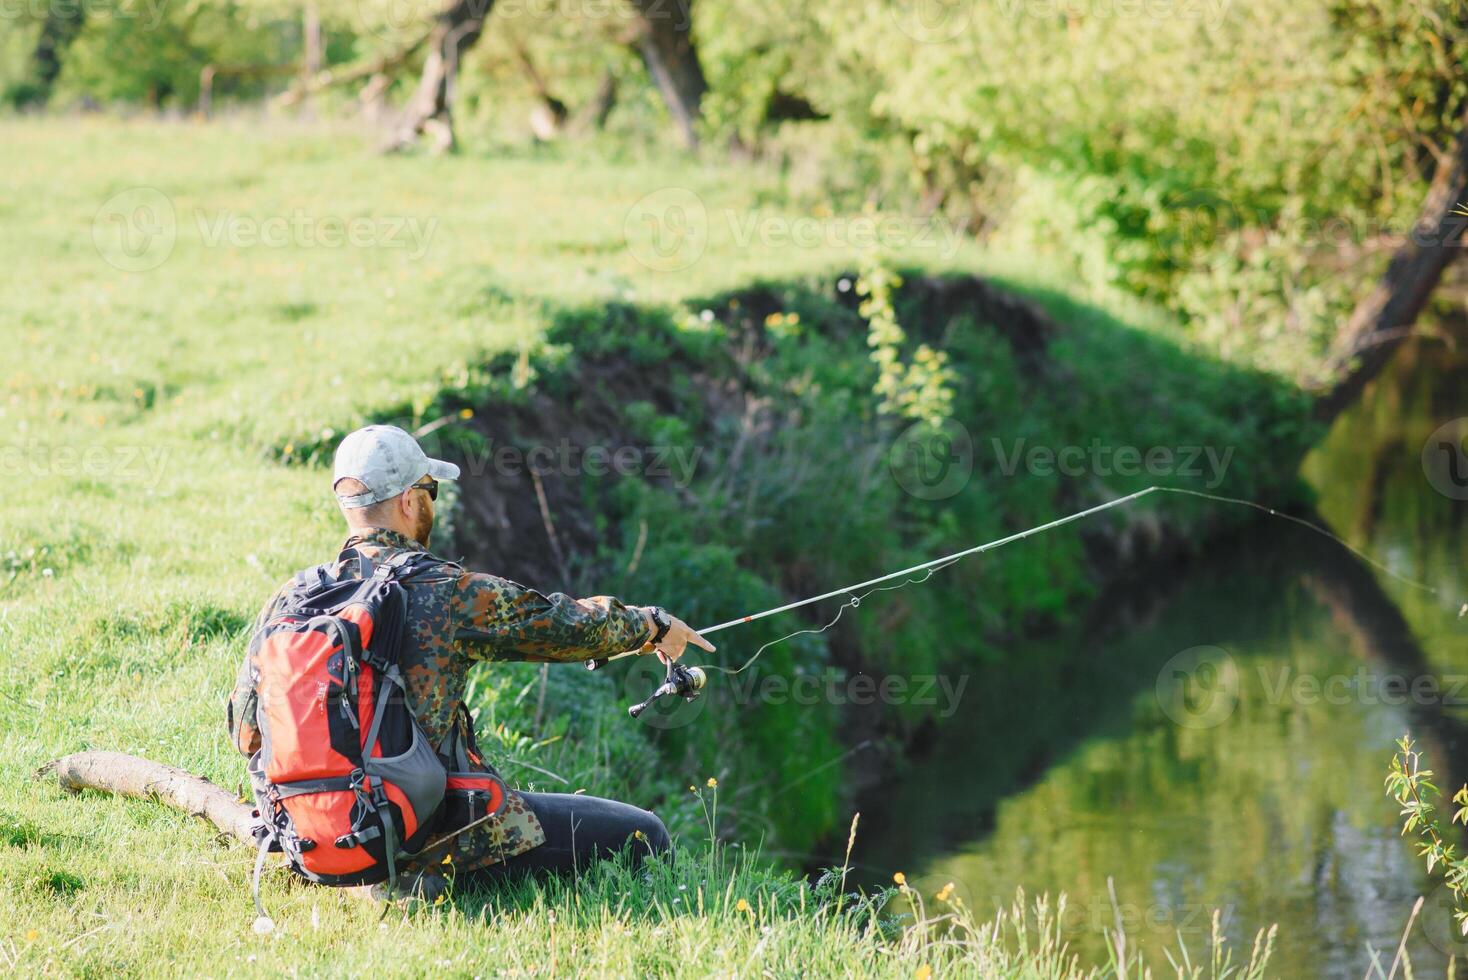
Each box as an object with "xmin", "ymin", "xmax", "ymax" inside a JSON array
[
  {"xmin": 570, "ymin": 68, "xmax": 618, "ymax": 136},
  {"xmin": 21, "ymin": 4, "xmax": 86, "ymax": 106},
  {"xmin": 299, "ymin": 3, "xmax": 324, "ymax": 116},
  {"xmin": 509, "ymin": 35, "xmax": 568, "ymax": 141},
  {"xmin": 625, "ymin": 0, "xmax": 705, "ymax": 149},
  {"xmin": 40, "ymin": 751, "xmax": 256, "ymax": 844},
  {"xmin": 384, "ymin": 0, "xmax": 496, "ymax": 154},
  {"xmin": 1315, "ymin": 110, "xmax": 1468, "ymax": 424}
]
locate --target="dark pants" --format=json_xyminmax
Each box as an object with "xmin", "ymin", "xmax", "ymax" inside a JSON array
[{"xmin": 472, "ymin": 791, "xmax": 671, "ymax": 879}]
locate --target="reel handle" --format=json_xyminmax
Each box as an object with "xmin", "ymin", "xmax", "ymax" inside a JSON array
[{"xmin": 627, "ymin": 664, "xmax": 706, "ymax": 719}]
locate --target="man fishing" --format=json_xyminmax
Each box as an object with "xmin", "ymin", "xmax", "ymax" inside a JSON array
[{"xmin": 227, "ymin": 424, "xmax": 714, "ymax": 902}]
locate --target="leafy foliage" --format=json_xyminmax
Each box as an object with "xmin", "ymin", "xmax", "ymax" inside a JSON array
[{"xmin": 1386, "ymin": 734, "xmax": 1468, "ymax": 936}]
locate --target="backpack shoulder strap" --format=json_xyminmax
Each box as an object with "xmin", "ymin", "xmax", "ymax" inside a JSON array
[
  {"xmin": 335, "ymin": 546, "xmax": 374, "ymax": 581},
  {"xmin": 381, "ymin": 549, "xmax": 440, "ymax": 582}
]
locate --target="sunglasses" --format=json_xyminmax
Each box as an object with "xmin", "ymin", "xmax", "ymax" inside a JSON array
[{"xmin": 408, "ymin": 478, "xmax": 439, "ymax": 501}]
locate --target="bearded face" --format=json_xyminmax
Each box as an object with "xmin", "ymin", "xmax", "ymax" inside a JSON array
[{"xmin": 412, "ymin": 498, "xmax": 434, "ymax": 547}]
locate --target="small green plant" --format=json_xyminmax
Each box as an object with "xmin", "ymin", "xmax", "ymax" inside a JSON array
[
  {"xmin": 856, "ymin": 253, "xmax": 956, "ymax": 425},
  {"xmin": 1385, "ymin": 734, "xmax": 1468, "ymax": 935}
]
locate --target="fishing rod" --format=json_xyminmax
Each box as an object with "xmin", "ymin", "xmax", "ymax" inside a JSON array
[{"xmin": 592, "ymin": 485, "xmax": 1447, "ymax": 716}]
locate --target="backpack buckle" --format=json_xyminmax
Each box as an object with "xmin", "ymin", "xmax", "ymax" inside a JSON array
[{"xmin": 334, "ymin": 826, "xmax": 382, "ymax": 849}]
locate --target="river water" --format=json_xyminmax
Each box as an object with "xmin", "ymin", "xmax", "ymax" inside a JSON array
[{"xmin": 852, "ymin": 338, "xmax": 1468, "ymax": 976}]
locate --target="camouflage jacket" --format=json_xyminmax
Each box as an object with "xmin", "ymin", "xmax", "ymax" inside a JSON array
[{"xmin": 227, "ymin": 526, "xmax": 651, "ymax": 870}]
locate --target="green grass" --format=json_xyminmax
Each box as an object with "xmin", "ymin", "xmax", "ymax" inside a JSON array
[{"xmin": 0, "ymin": 116, "xmax": 1295, "ymax": 975}]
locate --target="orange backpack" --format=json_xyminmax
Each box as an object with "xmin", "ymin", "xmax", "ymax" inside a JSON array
[{"xmin": 245, "ymin": 550, "xmax": 504, "ymax": 914}]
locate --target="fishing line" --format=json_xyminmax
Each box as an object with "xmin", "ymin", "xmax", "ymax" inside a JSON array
[
  {"xmin": 688, "ymin": 485, "xmax": 1447, "ymax": 677},
  {"xmin": 701, "ymin": 557, "xmax": 962, "ymax": 676}
]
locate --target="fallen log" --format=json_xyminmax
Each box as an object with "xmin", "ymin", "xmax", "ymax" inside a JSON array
[{"xmin": 39, "ymin": 751, "xmax": 256, "ymax": 844}]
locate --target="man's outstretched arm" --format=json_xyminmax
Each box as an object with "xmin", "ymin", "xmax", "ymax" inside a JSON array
[
  {"xmin": 451, "ymin": 570, "xmax": 653, "ymax": 662},
  {"xmin": 451, "ymin": 570, "xmax": 715, "ymax": 663}
]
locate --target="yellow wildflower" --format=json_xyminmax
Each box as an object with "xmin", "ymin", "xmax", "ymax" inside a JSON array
[
  {"xmin": 706, "ymin": 777, "xmax": 717, "ymax": 789},
  {"xmin": 735, "ymin": 898, "xmax": 750, "ymax": 914},
  {"xmin": 936, "ymin": 883, "xmax": 955, "ymax": 903},
  {"xmin": 892, "ymin": 871, "xmax": 906, "ymax": 886},
  {"xmin": 914, "ymin": 966, "xmax": 932, "ymax": 980}
]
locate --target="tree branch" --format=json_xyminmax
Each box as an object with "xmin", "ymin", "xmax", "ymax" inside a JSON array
[{"xmin": 39, "ymin": 751, "xmax": 256, "ymax": 845}]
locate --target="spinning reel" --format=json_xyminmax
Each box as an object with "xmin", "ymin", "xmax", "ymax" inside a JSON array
[
  {"xmin": 586, "ymin": 654, "xmax": 707, "ymax": 718},
  {"xmin": 627, "ymin": 661, "xmax": 706, "ymax": 719}
]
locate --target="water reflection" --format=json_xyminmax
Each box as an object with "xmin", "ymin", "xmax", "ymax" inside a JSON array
[{"xmin": 853, "ymin": 337, "xmax": 1468, "ymax": 976}]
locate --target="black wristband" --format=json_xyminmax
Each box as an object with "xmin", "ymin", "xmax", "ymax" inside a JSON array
[{"xmin": 648, "ymin": 607, "xmax": 672, "ymax": 645}]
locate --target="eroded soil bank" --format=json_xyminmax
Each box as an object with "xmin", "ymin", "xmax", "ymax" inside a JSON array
[{"xmin": 403, "ymin": 270, "xmax": 1318, "ymax": 855}]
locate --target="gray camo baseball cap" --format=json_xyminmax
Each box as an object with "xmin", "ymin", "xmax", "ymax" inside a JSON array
[{"xmin": 332, "ymin": 425, "xmax": 460, "ymax": 508}]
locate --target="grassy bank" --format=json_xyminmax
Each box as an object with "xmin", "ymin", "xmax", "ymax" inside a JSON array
[{"xmin": 2, "ymin": 116, "xmax": 1308, "ymax": 974}]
